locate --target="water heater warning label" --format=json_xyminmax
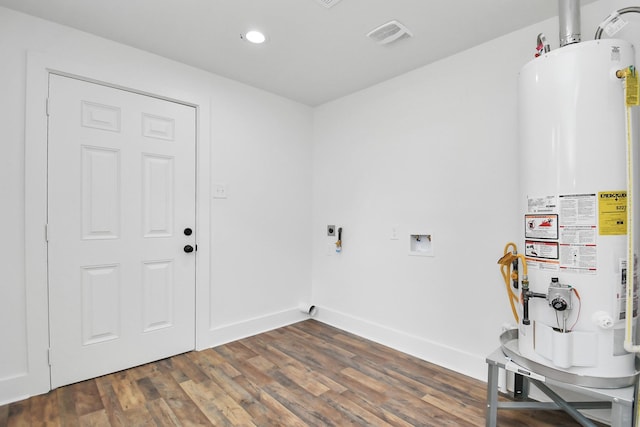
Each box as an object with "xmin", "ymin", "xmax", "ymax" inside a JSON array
[
  {"xmin": 525, "ymin": 214, "xmax": 558, "ymax": 240},
  {"xmin": 599, "ymin": 191, "xmax": 627, "ymax": 235},
  {"xmin": 525, "ymin": 240, "xmax": 558, "ymax": 259}
]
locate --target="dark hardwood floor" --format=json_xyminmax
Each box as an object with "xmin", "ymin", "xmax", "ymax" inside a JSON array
[{"xmin": 0, "ymin": 320, "xmax": 605, "ymax": 426}]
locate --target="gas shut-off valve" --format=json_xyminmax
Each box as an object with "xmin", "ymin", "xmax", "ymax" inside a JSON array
[{"xmin": 547, "ymin": 277, "xmax": 573, "ymax": 312}]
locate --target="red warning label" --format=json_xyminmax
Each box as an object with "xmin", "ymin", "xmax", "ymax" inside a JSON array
[{"xmin": 525, "ymin": 214, "xmax": 558, "ymax": 240}]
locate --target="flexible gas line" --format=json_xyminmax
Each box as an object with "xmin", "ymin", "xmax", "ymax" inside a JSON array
[
  {"xmin": 517, "ymin": 253, "xmax": 528, "ymax": 277},
  {"xmin": 504, "ymin": 242, "xmax": 517, "ymax": 255},
  {"xmin": 497, "ymin": 242, "xmax": 523, "ymax": 323},
  {"xmin": 501, "ymin": 263, "xmax": 520, "ymax": 323},
  {"xmin": 595, "ymin": 7, "xmax": 640, "ymax": 40}
]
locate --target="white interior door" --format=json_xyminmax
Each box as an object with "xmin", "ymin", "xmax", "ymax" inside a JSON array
[{"xmin": 47, "ymin": 74, "xmax": 196, "ymax": 388}]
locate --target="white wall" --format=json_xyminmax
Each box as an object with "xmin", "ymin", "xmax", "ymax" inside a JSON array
[
  {"xmin": 311, "ymin": 0, "xmax": 640, "ymax": 381},
  {"xmin": 208, "ymin": 82, "xmax": 314, "ymax": 341},
  {"xmin": 4, "ymin": 0, "xmax": 640, "ymax": 407},
  {"xmin": 0, "ymin": 6, "xmax": 312, "ymax": 404}
]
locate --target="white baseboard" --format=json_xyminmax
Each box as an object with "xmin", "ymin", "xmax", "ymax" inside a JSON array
[
  {"xmin": 0, "ymin": 374, "xmax": 46, "ymax": 406},
  {"xmin": 203, "ymin": 308, "xmax": 310, "ymax": 349},
  {"xmin": 315, "ymin": 306, "xmax": 487, "ymax": 382}
]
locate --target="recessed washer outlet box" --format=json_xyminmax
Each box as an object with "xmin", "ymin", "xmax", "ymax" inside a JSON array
[
  {"xmin": 314, "ymin": 0, "xmax": 343, "ymax": 9},
  {"xmin": 367, "ymin": 20, "xmax": 413, "ymax": 45},
  {"xmin": 409, "ymin": 233, "xmax": 434, "ymax": 257}
]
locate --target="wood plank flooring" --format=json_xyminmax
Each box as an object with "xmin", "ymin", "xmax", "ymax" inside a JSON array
[{"xmin": 0, "ymin": 320, "xmax": 605, "ymax": 426}]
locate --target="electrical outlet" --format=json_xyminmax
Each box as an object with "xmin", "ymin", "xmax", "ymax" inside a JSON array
[{"xmin": 327, "ymin": 225, "xmax": 336, "ymax": 236}]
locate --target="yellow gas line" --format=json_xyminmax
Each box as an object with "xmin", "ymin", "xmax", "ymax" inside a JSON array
[{"xmin": 497, "ymin": 242, "xmax": 523, "ymax": 324}]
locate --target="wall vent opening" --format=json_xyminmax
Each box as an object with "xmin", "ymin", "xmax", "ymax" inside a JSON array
[{"xmin": 367, "ymin": 20, "xmax": 413, "ymax": 45}]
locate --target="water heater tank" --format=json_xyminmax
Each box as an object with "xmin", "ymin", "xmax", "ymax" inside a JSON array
[{"xmin": 518, "ymin": 39, "xmax": 638, "ymax": 380}]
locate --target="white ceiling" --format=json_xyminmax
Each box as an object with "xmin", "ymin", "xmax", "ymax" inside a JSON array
[{"xmin": 0, "ymin": 0, "xmax": 598, "ymax": 106}]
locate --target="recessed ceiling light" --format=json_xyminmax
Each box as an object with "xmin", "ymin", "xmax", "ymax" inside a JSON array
[{"xmin": 243, "ymin": 30, "xmax": 266, "ymax": 44}]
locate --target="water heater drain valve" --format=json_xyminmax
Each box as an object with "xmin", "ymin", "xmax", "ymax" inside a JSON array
[{"xmin": 547, "ymin": 278, "xmax": 573, "ymax": 312}]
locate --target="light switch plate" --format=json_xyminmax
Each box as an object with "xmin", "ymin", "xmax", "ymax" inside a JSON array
[{"xmin": 391, "ymin": 224, "xmax": 399, "ymax": 240}]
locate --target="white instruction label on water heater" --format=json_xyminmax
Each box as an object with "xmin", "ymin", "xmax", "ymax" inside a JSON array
[
  {"xmin": 558, "ymin": 194, "xmax": 598, "ymax": 274},
  {"xmin": 559, "ymin": 244, "xmax": 597, "ymax": 273},
  {"xmin": 528, "ymin": 195, "xmax": 557, "ymax": 214},
  {"xmin": 559, "ymin": 226, "xmax": 596, "ymax": 244},
  {"xmin": 618, "ymin": 258, "xmax": 639, "ymax": 320},
  {"xmin": 559, "ymin": 194, "xmax": 596, "ymax": 226}
]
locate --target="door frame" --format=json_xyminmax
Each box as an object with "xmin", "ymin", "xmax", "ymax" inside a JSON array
[{"xmin": 25, "ymin": 52, "xmax": 211, "ymax": 395}]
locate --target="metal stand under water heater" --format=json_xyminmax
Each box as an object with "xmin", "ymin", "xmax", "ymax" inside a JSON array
[{"xmin": 496, "ymin": 0, "xmax": 640, "ymax": 425}]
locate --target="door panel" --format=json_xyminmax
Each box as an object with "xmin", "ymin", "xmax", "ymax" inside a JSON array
[
  {"xmin": 81, "ymin": 146, "xmax": 121, "ymax": 239},
  {"xmin": 47, "ymin": 74, "xmax": 196, "ymax": 388},
  {"xmin": 142, "ymin": 154, "xmax": 174, "ymax": 237},
  {"xmin": 81, "ymin": 264, "xmax": 120, "ymax": 345}
]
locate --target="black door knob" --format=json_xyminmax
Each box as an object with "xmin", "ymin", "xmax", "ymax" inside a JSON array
[
  {"xmin": 184, "ymin": 245, "xmax": 194, "ymax": 253},
  {"xmin": 184, "ymin": 228, "xmax": 193, "ymax": 236}
]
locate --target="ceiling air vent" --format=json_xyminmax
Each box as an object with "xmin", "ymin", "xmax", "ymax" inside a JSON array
[
  {"xmin": 314, "ymin": 0, "xmax": 343, "ymax": 9},
  {"xmin": 367, "ymin": 20, "xmax": 413, "ymax": 45}
]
